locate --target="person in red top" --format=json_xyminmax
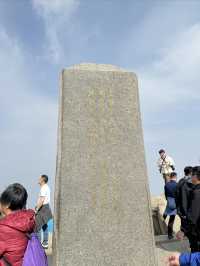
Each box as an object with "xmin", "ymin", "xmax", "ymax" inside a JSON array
[{"xmin": 0, "ymin": 183, "xmax": 35, "ymax": 266}]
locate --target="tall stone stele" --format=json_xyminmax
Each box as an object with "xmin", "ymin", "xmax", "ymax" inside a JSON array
[{"xmin": 53, "ymin": 64, "xmax": 157, "ymax": 266}]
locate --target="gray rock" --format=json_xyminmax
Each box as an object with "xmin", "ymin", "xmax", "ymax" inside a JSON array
[{"xmin": 53, "ymin": 63, "xmax": 157, "ymax": 265}]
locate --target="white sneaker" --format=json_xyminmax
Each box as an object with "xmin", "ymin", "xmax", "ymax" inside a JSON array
[{"xmin": 42, "ymin": 242, "xmax": 48, "ymax": 249}]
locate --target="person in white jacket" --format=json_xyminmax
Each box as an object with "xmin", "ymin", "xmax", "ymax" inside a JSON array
[{"xmin": 157, "ymin": 149, "xmax": 175, "ymax": 183}]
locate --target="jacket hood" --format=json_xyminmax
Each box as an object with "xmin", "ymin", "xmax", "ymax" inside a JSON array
[{"xmin": 0, "ymin": 209, "xmax": 35, "ymax": 233}]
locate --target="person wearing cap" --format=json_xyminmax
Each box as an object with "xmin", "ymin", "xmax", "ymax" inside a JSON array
[{"xmin": 157, "ymin": 149, "xmax": 175, "ymax": 183}]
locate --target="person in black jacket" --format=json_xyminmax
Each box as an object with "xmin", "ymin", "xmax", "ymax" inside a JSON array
[
  {"xmin": 163, "ymin": 172, "xmax": 178, "ymax": 239},
  {"xmin": 177, "ymin": 166, "xmax": 200, "ymax": 252},
  {"xmin": 176, "ymin": 166, "xmax": 193, "ymax": 236}
]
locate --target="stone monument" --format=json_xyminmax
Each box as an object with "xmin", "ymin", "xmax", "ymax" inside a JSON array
[{"xmin": 53, "ymin": 64, "xmax": 157, "ymax": 265}]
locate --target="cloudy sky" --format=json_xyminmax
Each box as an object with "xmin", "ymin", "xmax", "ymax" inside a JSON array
[{"xmin": 0, "ymin": 0, "xmax": 200, "ymax": 207}]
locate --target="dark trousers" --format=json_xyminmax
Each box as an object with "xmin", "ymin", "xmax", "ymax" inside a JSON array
[
  {"xmin": 163, "ymin": 214, "xmax": 175, "ymax": 236},
  {"xmin": 187, "ymin": 235, "xmax": 200, "ymax": 253}
]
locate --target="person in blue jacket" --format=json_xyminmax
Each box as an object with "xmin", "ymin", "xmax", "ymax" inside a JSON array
[
  {"xmin": 163, "ymin": 172, "xmax": 178, "ymax": 239},
  {"xmin": 167, "ymin": 252, "xmax": 200, "ymax": 265}
]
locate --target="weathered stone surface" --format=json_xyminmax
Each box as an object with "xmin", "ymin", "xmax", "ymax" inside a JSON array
[{"xmin": 53, "ymin": 64, "xmax": 157, "ymax": 265}]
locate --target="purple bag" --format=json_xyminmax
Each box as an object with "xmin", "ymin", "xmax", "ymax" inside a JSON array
[{"xmin": 22, "ymin": 233, "xmax": 48, "ymax": 266}]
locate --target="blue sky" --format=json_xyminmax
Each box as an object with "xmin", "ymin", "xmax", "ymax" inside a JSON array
[{"xmin": 0, "ymin": 0, "xmax": 200, "ymax": 207}]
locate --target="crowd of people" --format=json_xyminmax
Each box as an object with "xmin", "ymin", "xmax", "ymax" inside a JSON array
[
  {"xmin": 158, "ymin": 149, "xmax": 200, "ymax": 266},
  {"xmin": 0, "ymin": 175, "xmax": 52, "ymax": 266},
  {"xmin": 2, "ymin": 150, "xmax": 200, "ymax": 265}
]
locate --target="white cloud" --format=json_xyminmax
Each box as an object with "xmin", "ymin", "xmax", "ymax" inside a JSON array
[
  {"xmin": 33, "ymin": 0, "xmax": 77, "ymax": 15},
  {"xmin": 1, "ymin": 1, "xmax": 200, "ymax": 200},
  {"xmin": 137, "ymin": 22, "xmax": 200, "ymax": 195},
  {"xmin": 139, "ymin": 23, "xmax": 200, "ymax": 114},
  {"xmin": 157, "ymin": 24, "xmax": 200, "ymax": 81},
  {"xmin": 32, "ymin": 0, "xmax": 79, "ymax": 63},
  {"xmin": 0, "ymin": 26, "xmax": 58, "ymax": 207}
]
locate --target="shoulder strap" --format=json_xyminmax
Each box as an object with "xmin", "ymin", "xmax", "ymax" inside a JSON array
[{"xmin": 160, "ymin": 156, "xmax": 166, "ymax": 168}]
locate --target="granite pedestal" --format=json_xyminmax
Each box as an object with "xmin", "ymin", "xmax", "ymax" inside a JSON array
[{"xmin": 53, "ymin": 64, "xmax": 157, "ymax": 266}]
